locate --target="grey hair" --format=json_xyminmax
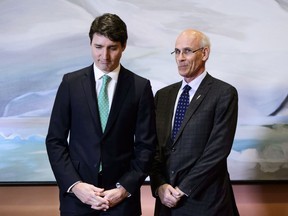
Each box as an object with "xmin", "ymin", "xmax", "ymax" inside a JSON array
[{"xmin": 199, "ymin": 32, "xmax": 211, "ymax": 48}]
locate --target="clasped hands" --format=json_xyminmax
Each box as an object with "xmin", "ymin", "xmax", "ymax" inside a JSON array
[
  {"xmin": 72, "ymin": 182, "xmax": 129, "ymax": 211},
  {"xmin": 158, "ymin": 183, "xmax": 185, "ymax": 208}
]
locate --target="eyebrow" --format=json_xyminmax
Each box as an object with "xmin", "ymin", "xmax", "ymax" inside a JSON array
[{"xmin": 93, "ymin": 44, "xmax": 119, "ymax": 48}]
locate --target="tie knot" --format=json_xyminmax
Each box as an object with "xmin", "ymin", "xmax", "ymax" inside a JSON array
[
  {"xmin": 102, "ymin": 75, "xmax": 111, "ymax": 84},
  {"xmin": 183, "ymin": 85, "xmax": 191, "ymax": 92}
]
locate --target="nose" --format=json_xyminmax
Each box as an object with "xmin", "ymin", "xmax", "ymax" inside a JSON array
[
  {"xmin": 176, "ymin": 52, "xmax": 186, "ymax": 61},
  {"xmin": 102, "ymin": 48, "xmax": 109, "ymax": 59}
]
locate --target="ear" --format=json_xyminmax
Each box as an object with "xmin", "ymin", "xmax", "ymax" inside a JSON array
[{"xmin": 202, "ymin": 47, "xmax": 210, "ymax": 61}]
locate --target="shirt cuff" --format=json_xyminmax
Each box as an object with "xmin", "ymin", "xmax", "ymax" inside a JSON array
[
  {"xmin": 116, "ymin": 182, "xmax": 131, "ymax": 197},
  {"xmin": 67, "ymin": 181, "xmax": 82, "ymax": 193}
]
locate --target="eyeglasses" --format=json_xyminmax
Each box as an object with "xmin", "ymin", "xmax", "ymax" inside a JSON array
[{"xmin": 171, "ymin": 47, "xmax": 204, "ymax": 55}]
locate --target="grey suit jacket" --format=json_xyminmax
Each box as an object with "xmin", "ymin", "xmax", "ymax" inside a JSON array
[{"xmin": 150, "ymin": 73, "xmax": 239, "ymax": 216}]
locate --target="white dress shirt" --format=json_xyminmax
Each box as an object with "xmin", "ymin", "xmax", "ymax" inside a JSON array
[{"xmin": 94, "ymin": 63, "xmax": 120, "ymax": 109}]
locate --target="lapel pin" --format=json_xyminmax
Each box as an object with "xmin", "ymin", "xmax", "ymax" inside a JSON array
[{"xmin": 196, "ymin": 95, "xmax": 201, "ymax": 100}]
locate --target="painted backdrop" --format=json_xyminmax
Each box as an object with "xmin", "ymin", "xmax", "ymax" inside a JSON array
[{"xmin": 0, "ymin": 0, "xmax": 287, "ymax": 182}]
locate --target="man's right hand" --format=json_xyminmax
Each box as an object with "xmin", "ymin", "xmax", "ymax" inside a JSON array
[
  {"xmin": 72, "ymin": 182, "xmax": 109, "ymax": 211},
  {"xmin": 158, "ymin": 183, "xmax": 181, "ymax": 208}
]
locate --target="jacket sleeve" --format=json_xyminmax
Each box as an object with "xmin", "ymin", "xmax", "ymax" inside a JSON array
[
  {"xmin": 46, "ymin": 74, "xmax": 81, "ymax": 192},
  {"xmin": 149, "ymin": 90, "xmax": 168, "ymax": 197},
  {"xmin": 118, "ymin": 80, "xmax": 157, "ymax": 195}
]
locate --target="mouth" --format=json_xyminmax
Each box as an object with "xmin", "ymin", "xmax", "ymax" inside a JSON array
[
  {"xmin": 100, "ymin": 61, "xmax": 110, "ymax": 65},
  {"xmin": 178, "ymin": 65, "xmax": 187, "ymax": 70}
]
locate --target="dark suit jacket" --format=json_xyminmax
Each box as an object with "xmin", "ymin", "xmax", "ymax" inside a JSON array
[
  {"xmin": 46, "ymin": 64, "xmax": 156, "ymax": 216},
  {"xmin": 150, "ymin": 73, "xmax": 239, "ymax": 216}
]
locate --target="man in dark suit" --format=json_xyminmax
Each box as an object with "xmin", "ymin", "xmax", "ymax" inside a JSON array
[
  {"xmin": 46, "ymin": 13, "xmax": 156, "ymax": 216},
  {"xmin": 149, "ymin": 29, "xmax": 239, "ymax": 216}
]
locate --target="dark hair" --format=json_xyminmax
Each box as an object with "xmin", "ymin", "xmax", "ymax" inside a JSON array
[{"xmin": 89, "ymin": 13, "xmax": 128, "ymax": 47}]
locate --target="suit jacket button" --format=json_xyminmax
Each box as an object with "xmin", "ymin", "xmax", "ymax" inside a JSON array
[
  {"xmin": 171, "ymin": 171, "xmax": 174, "ymax": 174},
  {"xmin": 171, "ymin": 148, "xmax": 176, "ymax": 152}
]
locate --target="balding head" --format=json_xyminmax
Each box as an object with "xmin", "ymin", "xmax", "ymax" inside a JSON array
[
  {"xmin": 173, "ymin": 29, "xmax": 211, "ymax": 82},
  {"xmin": 176, "ymin": 29, "xmax": 211, "ymax": 49}
]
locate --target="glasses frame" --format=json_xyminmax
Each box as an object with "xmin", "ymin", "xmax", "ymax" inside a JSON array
[{"xmin": 171, "ymin": 47, "xmax": 204, "ymax": 55}]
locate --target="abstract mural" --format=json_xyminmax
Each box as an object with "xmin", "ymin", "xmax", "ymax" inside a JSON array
[{"xmin": 0, "ymin": 0, "xmax": 287, "ymax": 182}]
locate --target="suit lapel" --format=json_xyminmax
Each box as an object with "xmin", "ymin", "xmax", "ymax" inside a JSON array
[
  {"xmin": 81, "ymin": 65, "xmax": 103, "ymax": 135},
  {"xmin": 165, "ymin": 82, "xmax": 181, "ymax": 140},
  {"xmin": 173, "ymin": 74, "xmax": 213, "ymax": 144},
  {"xmin": 103, "ymin": 66, "xmax": 131, "ymax": 136}
]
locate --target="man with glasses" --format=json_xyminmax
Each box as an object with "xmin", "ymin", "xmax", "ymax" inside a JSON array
[{"xmin": 150, "ymin": 29, "xmax": 239, "ymax": 216}]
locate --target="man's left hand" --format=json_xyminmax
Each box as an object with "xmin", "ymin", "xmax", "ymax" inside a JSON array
[{"xmin": 102, "ymin": 187, "xmax": 129, "ymax": 207}]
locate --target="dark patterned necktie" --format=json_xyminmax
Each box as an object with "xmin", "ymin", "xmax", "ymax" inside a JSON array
[{"xmin": 172, "ymin": 85, "xmax": 191, "ymax": 140}]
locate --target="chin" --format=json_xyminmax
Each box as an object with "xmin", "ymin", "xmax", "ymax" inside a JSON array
[{"xmin": 179, "ymin": 71, "xmax": 188, "ymax": 77}]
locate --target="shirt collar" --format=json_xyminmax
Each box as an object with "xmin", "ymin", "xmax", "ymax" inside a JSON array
[
  {"xmin": 181, "ymin": 71, "xmax": 207, "ymax": 90},
  {"xmin": 93, "ymin": 63, "xmax": 121, "ymax": 82}
]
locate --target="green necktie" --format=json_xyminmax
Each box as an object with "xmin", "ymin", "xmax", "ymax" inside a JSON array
[{"xmin": 98, "ymin": 75, "xmax": 111, "ymax": 131}]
